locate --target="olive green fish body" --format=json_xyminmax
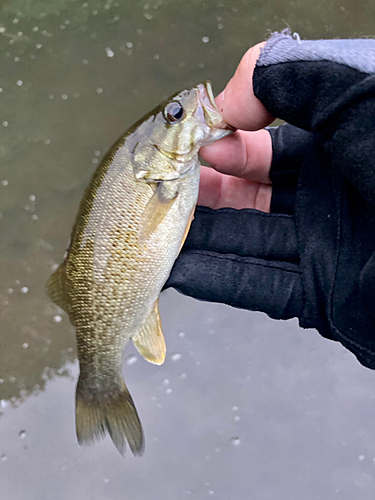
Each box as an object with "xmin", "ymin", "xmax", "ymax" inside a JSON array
[{"xmin": 47, "ymin": 82, "xmax": 233, "ymax": 456}]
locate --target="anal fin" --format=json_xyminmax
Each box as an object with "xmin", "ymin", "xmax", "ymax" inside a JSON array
[{"xmin": 132, "ymin": 299, "xmax": 166, "ymax": 365}]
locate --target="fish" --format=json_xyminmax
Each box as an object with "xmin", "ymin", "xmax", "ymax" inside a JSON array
[{"xmin": 47, "ymin": 81, "xmax": 234, "ymax": 456}]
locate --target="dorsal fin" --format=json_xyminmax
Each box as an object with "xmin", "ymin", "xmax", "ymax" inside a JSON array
[{"xmin": 132, "ymin": 299, "xmax": 166, "ymax": 365}]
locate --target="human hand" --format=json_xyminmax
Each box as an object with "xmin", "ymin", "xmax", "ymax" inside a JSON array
[{"xmin": 199, "ymin": 43, "xmax": 275, "ymax": 212}]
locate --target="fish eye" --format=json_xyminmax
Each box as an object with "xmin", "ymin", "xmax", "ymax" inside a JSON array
[{"xmin": 164, "ymin": 102, "xmax": 184, "ymax": 123}]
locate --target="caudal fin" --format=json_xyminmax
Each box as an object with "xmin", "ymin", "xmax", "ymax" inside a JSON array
[{"xmin": 75, "ymin": 375, "xmax": 144, "ymax": 456}]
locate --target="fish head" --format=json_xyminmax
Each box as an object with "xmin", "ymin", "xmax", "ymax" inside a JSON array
[{"xmin": 133, "ymin": 81, "xmax": 235, "ymax": 182}]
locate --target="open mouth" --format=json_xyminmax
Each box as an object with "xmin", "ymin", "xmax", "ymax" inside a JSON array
[{"xmin": 198, "ymin": 81, "xmax": 236, "ymax": 131}]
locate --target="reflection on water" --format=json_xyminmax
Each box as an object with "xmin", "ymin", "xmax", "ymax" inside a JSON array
[{"xmin": 1, "ymin": 0, "xmax": 375, "ymax": 498}]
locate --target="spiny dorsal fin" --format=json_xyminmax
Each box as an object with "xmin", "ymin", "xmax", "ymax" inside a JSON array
[
  {"xmin": 46, "ymin": 263, "xmax": 70, "ymax": 314},
  {"xmin": 132, "ymin": 299, "xmax": 166, "ymax": 365}
]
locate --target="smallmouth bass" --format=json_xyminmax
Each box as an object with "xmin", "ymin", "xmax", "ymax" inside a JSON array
[{"xmin": 47, "ymin": 81, "xmax": 233, "ymax": 456}]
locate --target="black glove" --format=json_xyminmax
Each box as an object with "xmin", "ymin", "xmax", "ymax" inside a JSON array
[{"xmin": 166, "ymin": 32, "xmax": 375, "ymax": 369}]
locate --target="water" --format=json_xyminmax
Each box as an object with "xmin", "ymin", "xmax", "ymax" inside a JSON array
[{"xmin": 1, "ymin": 1, "xmax": 375, "ymax": 499}]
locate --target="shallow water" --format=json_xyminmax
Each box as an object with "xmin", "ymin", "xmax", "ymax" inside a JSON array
[{"xmin": 1, "ymin": 1, "xmax": 375, "ymax": 498}]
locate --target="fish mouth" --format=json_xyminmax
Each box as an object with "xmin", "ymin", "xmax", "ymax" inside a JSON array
[{"xmin": 197, "ymin": 81, "xmax": 236, "ymax": 132}]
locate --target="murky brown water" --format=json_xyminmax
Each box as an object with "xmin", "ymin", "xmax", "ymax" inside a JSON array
[{"xmin": 1, "ymin": 1, "xmax": 375, "ymax": 498}]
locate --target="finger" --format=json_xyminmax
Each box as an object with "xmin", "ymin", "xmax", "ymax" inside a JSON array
[
  {"xmin": 165, "ymin": 250, "xmax": 303, "ymax": 321},
  {"xmin": 200, "ymin": 128, "xmax": 272, "ymax": 184},
  {"xmin": 198, "ymin": 166, "xmax": 272, "ymax": 212},
  {"xmin": 216, "ymin": 43, "xmax": 275, "ymax": 131},
  {"xmin": 185, "ymin": 206, "xmax": 299, "ymax": 263}
]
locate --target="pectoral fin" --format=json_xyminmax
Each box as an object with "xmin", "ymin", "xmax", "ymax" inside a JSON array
[
  {"xmin": 132, "ymin": 299, "xmax": 166, "ymax": 365},
  {"xmin": 138, "ymin": 181, "xmax": 178, "ymax": 244},
  {"xmin": 46, "ymin": 263, "xmax": 70, "ymax": 314}
]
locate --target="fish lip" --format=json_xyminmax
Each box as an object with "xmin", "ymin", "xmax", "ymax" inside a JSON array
[{"xmin": 197, "ymin": 81, "xmax": 237, "ymax": 132}]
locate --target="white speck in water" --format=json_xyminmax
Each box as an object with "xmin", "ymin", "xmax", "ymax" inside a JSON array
[
  {"xmin": 0, "ymin": 88, "xmax": 3, "ymax": 92},
  {"xmin": 234, "ymin": 416, "xmax": 241, "ymax": 422},
  {"xmin": 163, "ymin": 379, "xmax": 169, "ymax": 386},
  {"xmin": 44, "ymin": 139, "xmax": 51, "ymax": 145},
  {"xmin": 48, "ymin": 94, "xmax": 54, "ymax": 100},
  {"xmin": 232, "ymin": 406, "xmax": 239, "ymax": 412},
  {"xmin": 9, "ymin": 377, "xmax": 16, "ymax": 385},
  {"xmin": 15, "ymin": 280, "xmax": 20, "ymax": 285},
  {"xmin": 31, "ymin": 215, "xmax": 38, "ymax": 220},
  {"xmin": 96, "ymin": 87, "xmax": 103, "ymax": 94},
  {"xmin": 2, "ymin": 121, "xmax": 8, "ymax": 127},
  {"xmin": 178, "ymin": 331, "xmax": 185, "ymax": 338},
  {"xmin": 0, "ymin": 400, "xmax": 7, "ymax": 409},
  {"xmin": 202, "ymin": 36, "xmax": 210, "ymax": 43},
  {"xmin": 156, "ymin": 403, "xmax": 162, "ymax": 408},
  {"xmin": 126, "ymin": 42, "xmax": 133, "ymax": 48},
  {"xmin": 29, "ymin": 195, "xmax": 36, "ymax": 202},
  {"xmin": 208, "ymin": 490, "xmax": 214, "ymax": 495},
  {"xmin": 92, "ymin": 158, "xmax": 99, "ymax": 164},
  {"xmin": 13, "ymin": 18, "xmax": 19, "ymax": 24},
  {"xmin": 214, "ymin": 447, "xmax": 220, "ymax": 453},
  {"xmin": 180, "ymin": 373, "xmax": 187, "ymax": 379},
  {"xmin": 217, "ymin": 23, "xmax": 224, "ymax": 29},
  {"xmin": 198, "ymin": 62, "xmax": 205, "ymax": 69},
  {"xmin": 82, "ymin": 59, "xmax": 89, "ymax": 65},
  {"xmin": 7, "ymin": 288, "xmax": 13, "ymax": 294},
  {"xmin": 166, "ymin": 388, "xmax": 172, "ymax": 394},
  {"xmin": 358, "ymin": 455, "xmax": 365, "ymax": 461},
  {"xmin": 170, "ymin": 352, "xmax": 181, "ymax": 362},
  {"xmin": 22, "ymin": 343, "xmax": 29, "ymax": 349},
  {"xmin": 20, "ymin": 287, "xmax": 29, "ymax": 294},
  {"xmin": 36, "ymin": 43, "xmax": 42, "ymax": 49},
  {"xmin": 64, "ymin": 19, "xmax": 70, "ymax": 25},
  {"xmin": 144, "ymin": 12, "xmax": 152, "ymax": 20},
  {"xmin": 1, "ymin": 454, "xmax": 6, "ymax": 462},
  {"xmin": 61, "ymin": 94, "xmax": 68, "ymax": 100},
  {"xmin": 94, "ymin": 150, "xmax": 101, "ymax": 156},
  {"xmin": 16, "ymin": 80, "xmax": 23, "ymax": 86},
  {"xmin": 208, "ymin": 329, "xmax": 215, "ymax": 335},
  {"xmin": 231, "ymin": 437, "xmax": 241, "ymax": 447},
  {"xmin": 32, "ymin": 26, "xmax": 39, "ymax": 32},
  {"xmin": 18, "ymin": 430, "xmax": 26, "ymax": 439},
  {"xmin": 14, "ymin": 57, "xmax": 20, "ymax": 62},
  {"xmin": 105, "ymin": 48, "xmax": 114, "ymax": 58},
  {"xmin": 153, "ymin": 53, "xmax": 159, "ymax": 60},
  {"xmin": 67, "ymin": 347, "xmax": 73, "ymax": 353},
  {"xmin": 17, "ymin": 31, "xmax": 23, "ymax": 37},
  {"xmin": 53, "ymin": 314, "xmax": 62, "ymax": 323},
  {"xmin": 0, "ymin": 27, "xmax": 5, "ymax": 33},
  {"xmin": 125, "ymin": 354, "xmax": 137, "ymax": 366},
  {"xmin": 103, "ymin": 478, "xmax": 109, "ymax": 484},
  {"xmin": 196, "ymin": 361, "xmax": 201, "ymax": 366},
  {"xmin": 2, "ymin": 180, "xmax": 8, "ymax": 186},
  {"xmin": 60, "ymin": 25, "xmax": 66, "ymax": 30},
  {"xmin": 151, "ymin": 396, "xmax": 157, "ymax": 401}
]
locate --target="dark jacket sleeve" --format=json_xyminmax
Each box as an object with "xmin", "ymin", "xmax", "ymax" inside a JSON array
[{"xmin": 254, "ymin": 32, "xmax": 375, "ymax": 368}]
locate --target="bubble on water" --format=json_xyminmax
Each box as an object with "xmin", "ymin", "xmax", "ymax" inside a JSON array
[
  {"xmin": 48, "ymin": 94, "xmax": 54, "ymax": 100},
  {"xmin": 0, "ymin": 400, "xmax": 7, "ymax": 409},
  {"xmin": 0, "ymin": 27, "xmax": 5, "ymax": 33},
  {"xmin": 163, "ymin": 379, "xmax": 169, "ymax": 386},
  {"xmin": 232, "ymin": 406, "xmax": 239, "ymax": 412},
  {"xmin": 9, "ymin": 376, "xmax": 16, "ymax": 384},
  {"xmin": 2, "ymin": 121, "xmax": 8, "ymax": 127},
  {"xmin": 18, "ymin": 430, "xmax": 26, "ymax": 439},
  {"xmin": 92, "ymin": 158, "xmax": 99, "ymax": 164},
  {"xmin": 7, "ymin": 288, "xmax": 13, "ymax": 294},
  {"xmin": 29, "ymin": 195, "xmax": 36, "ymax": 202},
  {"xmin": 1, "ymin": 454, "xmax": 6, "ymax": 462},
  {"xmin": 61, "ymin": 94, "xmax": 68, "ymax": 100},
  {"xmin": 208, "ymin": 329, "xmax": 215, "ymax": 335},
  {"xmin": 44, "ymin": 139, "xmax": 51, "ymax": 145},
  {"xmin": 165, "ymin": 388, "xmax": 172, "ymax": 394},
  {"xmin": 53, "ymin": 314, "xmax": 62, "ymax": 323},
  {"xmin": 217, "ymin": 23, "xmax": 224, "ymax": 29},
  {"xmin": 198, "ymin": 62, "xmax": 205, "ymax": 69},
  {"xmin": 0, "ymin": 88, "xmax": 3, "ymax": 92},
  {"xmin": 36, "ymin": 44, "xmax": 42, "ymax": 50},
  {"xmin": 2, "ymin": 180, "xmax": 8, "ymax": 186},
  {"xmin": 126, "ymin": 42, "xmax": 133, "ymax": 48},
  {"xmin": 13, "ymin": 18, "xmax": 19, "ymax": 24},
  {"xmin": 14, "ymin": 57, "xmax": 20, "ymax": 62},
  {"xmin": 96, "ymin": 87, "xmax": 103, "ymax": 94},
  {"xmin": 178, "ymin": 331, "xmax": 185, "ymax": 338},
  {"xmin": 214, "ymin": 447, "xmax": 220, "ymax": 453},
  {"xmin": 202, "ymin": 36, "xmax": 210, "ymax": 43},
  {"xmin": 234, "ymin": 416, "xmax": 241, "ymax": 422},
  {"xmin": 105, "ymin": 48, "xmax": 114, "ymax": 58},
  {"xmin": 67, "ymin": 347, "xmax": 73, "ymax": 353},
  {"xmin": 358, "ymin": 455, "xmax": 365, "ymax": 461},
  {"xmin": 144, "ymin": 12, "xmax": 152, "ymax": 20},
  {"xmin": 231, "ymin": 436, "xmax": 241, "ymax": 447},
  {"xmin": 15, "ymin": 280, "xmax": 20, "ymax": 285},
  {"xmin": 20, "ymin": 287, "xmax": 29, "ymax": 294},
  {"xmin": 0, "ymin": 379, "xmax": 4, "ymax": 384},
  {"xmin": 94, "ymin": 151, "xmax": 101, "ymax": 156},
  {"xmin": 156, "ymin": 403, "xmax": 162, "ymax": 408},
  {"xmin": 180, "ymin": 373, "xmax": 187, "ymax": 380},
  {"xmin": 208, "ymin": 490, "xmax": 214, "ymax": 495},
  {"xmin": 82, "ymin": 59, "xmax": 89, "ymax": 65},
  {"xmin": 31, "ymin": 215, "xmax": 38, "ymax": 220},
  {"xmin": 22, "ymin": 343, "xmax": 29, "ymax": 349},
  {"xmin": 103, "ymin": 478, "xmax": 109, "ymax": 484},
  {"xmin": 153, "ymin": 53, "xmax": 159, "ymax": 60},
  {"xmin": 33, "ymin": 26, "xmax": 39, "ymax": 32},
  {"xmin": 125, "ymin": 354, "xmax": 137, "ymax": 366},
  {"xmin": 170, "ymin": 352, "xmax": 181, "ymax": 362}
]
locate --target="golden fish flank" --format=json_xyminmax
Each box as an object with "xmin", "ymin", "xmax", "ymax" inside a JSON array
[{"xmin": 47, "ymin": 81, "xmax": 234, "ymax": 456}]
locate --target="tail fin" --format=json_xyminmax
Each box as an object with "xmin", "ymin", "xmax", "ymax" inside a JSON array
[{"xmin": 75, "ymin": 375, "xmax": 144, "ymax": 457}]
